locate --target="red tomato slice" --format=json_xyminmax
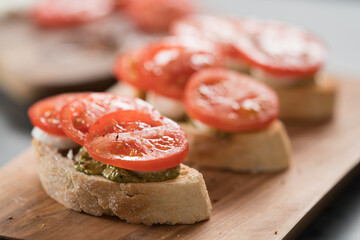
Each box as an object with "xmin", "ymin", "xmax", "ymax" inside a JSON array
[
  {"xmin": 60, "ymin": 93, "xmax": 159, "ymax": 145},
  {"xmin": 113, "ymin": 50, "xmax": 146, "ymax": 91},
  {"xmin": 124, "ymin": 0, "xmax": 194, "ymax": 32},
  {"xmin": 32, "ymin": 0, "xmax": 114, "ymax": 28},
  {"xmin": 136, "ymin": 37, "xmax": 223, "ymax": 100},
  {"xmin": 85, "ymin": 110, "xmax": 188, "ymax": 171},
  {"xmin": 185, "ymin": 68, "xmax": 279, "ymax": 132},
  {"xmin": 171, "ymin": 15, "xmax": 248, "ymax": 66},
  {"xmin": 113, "ymin": 0, "xmax": 129, "ymax": 9},
  {"xmin": 171, "ymin": 15, "xmax": 239, "ymax": 46},
  {"xmin": 234, "ymin": 19, "xmax": 327, "ymax": 78},
  {"xmin": 28, "ymin": 93, "xmax": 87, "ymax": 136}
]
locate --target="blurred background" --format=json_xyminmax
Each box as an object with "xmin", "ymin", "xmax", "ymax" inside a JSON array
[{"xmin": 0, "ymin": 0, "xmax": 359, "ymax": 239}]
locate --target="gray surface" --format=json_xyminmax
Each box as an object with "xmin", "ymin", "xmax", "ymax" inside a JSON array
[
  {"xmin": 298, "ymin": 172, "xmax": 360, "ymax": 240},
  {"xmin": 201, "ymin": 0, "xmax": 360, "ymax": 76},
  {"xmin": 0, "ymin": 0, "xmax": 359, "ymax": 239},
  {"xmin": 0, "ymin": 94, "xmax": 32, "ymax": 165}
]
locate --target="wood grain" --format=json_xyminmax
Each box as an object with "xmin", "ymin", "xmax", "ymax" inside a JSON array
[{"xmin": 0, "ymin": 79, "xmax": 359, "ymax": 240}]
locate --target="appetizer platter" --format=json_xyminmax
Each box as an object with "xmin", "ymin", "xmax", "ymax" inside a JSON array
[
  {"xmin": 0, "ymin": 1, "xmax": 354, "ymax": 239},
  {"xmin": 0, "ymin": 79, "xmax": 359, "ymax": 239}
]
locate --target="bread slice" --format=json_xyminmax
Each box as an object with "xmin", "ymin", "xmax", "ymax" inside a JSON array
[
  {"xmin": 181, "ymin": 120, "xmax": 291, "ymax": 173},
  {"xmin": 275, "ymin": 75, "xmax": 337, "ymax": 122},
  {"xmin": 33, "ymin": 140, "xmax": 211, "ymax": 225}
]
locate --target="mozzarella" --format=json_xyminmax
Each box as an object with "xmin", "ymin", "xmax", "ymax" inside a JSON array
[
  {"xmin": 146, "ymin": 92, "xmax": 185, "ymax": 120},
  {"xmin": 191, "ymin": 119, "xmax": 213, "ymax": 133},
  {"xmin": 251, "ymin": 67, "xmax": 315, "ymax": 86},
  {"xmin": 108, "ymin": 82, "xmax": 143, "ymax": 98},
  {"xmin": 31, "ymin": 127, "xmax": 78, "ymax": 149}
]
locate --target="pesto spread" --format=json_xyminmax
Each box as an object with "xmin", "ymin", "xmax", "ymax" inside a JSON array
[{"xmin": 74, "ymin": 147, "xmax": 180, "ymax": 183}]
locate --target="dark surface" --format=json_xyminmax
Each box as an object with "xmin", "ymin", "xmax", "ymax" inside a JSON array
[{"xmin": 298, "ymin": 172, "xmax": 360, "ymax": 240}]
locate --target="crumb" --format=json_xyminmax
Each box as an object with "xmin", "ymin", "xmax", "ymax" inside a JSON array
[
  {"xmin": 41, "ymin": 224, "xmax": 45, "ymax": 229},
  {"xmin": 7, "ymin": 216, "xmax": 13, "ymax": 220},
  {"xmin": 212, "ymin": 198, "xmax": 219, "ymax": 203},
  {"xmin": 177, "ymin": 234, "xmax": 180, "ymax": 237},
  {"xmin": 274, "ymin": 230, "xmax": 278, "ymax": 235}
]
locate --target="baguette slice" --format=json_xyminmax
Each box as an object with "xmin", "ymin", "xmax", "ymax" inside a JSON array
[
  {"xmin": 33, "ymin": 140, "xmax": 212, "ymax": 225},
  {"xmin": 181, "ymin": 120, "xmax": 291, "ymax": 173},
  {"xmin": 275, "ymin": 75, "xmax": 337, "ymax": 122}
]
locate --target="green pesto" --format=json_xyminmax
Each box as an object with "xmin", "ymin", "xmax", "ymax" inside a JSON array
[
  {"xmin": 74, "ymin": 147, "xmax": 180, "ymax": 183},
  {"xmin": 211, "ymin": 129, "xmax": 232, "ymax": 139},
  {"xmin": 74, "ymin": 148, "xmax": 106, "ymax": 175}
]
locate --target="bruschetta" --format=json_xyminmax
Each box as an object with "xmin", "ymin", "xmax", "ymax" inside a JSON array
[
  {"xmin": 171, "ymin": 15, "xmax": 337, "ymax": 122},
  {"xmin": 28, "ymin": 92, "xmax": 211, "ymax": 225}
]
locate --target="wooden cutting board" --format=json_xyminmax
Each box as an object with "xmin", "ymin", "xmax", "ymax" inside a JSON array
[{"xmin": 0, "ymin": 79, "xmax": 359, "ymax": 240}]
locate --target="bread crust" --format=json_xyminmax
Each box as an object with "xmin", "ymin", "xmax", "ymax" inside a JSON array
[
  {"xmin": 275, "ymin": 75, "xmax": 337, "ymax": 122},
  {"xmin": 33, "ymin": 140, "xmax": 211, "ymax": 225},
  {"xmin": 181, "ymin": 120, "xmax": 291, "ymax": 173}
]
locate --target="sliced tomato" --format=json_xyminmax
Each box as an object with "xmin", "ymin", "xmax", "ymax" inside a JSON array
[
  {"xmin": 124, "ymin": 0, "xmax": 194, "ymax": 32},
  {"xmin": 171, "ymin": 15, "xmax": 249, "ymax": 67},
  {"xmin": 28, "ymin": 93, "xmax": 87, "ymax": 136},
  {"xmin": 233, "ymin": 19, "xmax": 327, "ymax": 78},
  {"xmin": 113, "ymin": 0, "xmax": 129, "ymax": 9},
  {"xmin": 32, "ymin": 0, "xmax": 114, "ymax": 28},
  {"xmin": 171, "ymin": 15, "xmax": 239, "ymax": 45},
  {"xmin": 85, "ymin": 110, "xmax": 188, "ymax": 171},
  {"xmin": 135, "ymin": 37, "xmax": 223, "ymax": 100},
  {"xmin": 185, "ymin": 68, "xmax": 279, "ymax": 132},
  {"xmin": 113, "ymin": 49, "xmax": 146, "ymax": 90},
  {"xmin": 59, "ymin": 93, "xmax": 158, "ymax": 145}
]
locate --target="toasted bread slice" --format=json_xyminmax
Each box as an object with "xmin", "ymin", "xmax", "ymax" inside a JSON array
[
  {"xmin": 181, "ymin": 120, "xmax": 291, "ymax": 173},
  {"xmin": 33, "ymin": 140, "xmax": 211, "ymax": 225},
  {"xmin": 275, "ymin": 75, "xmax": 337, "ymax": 122}
]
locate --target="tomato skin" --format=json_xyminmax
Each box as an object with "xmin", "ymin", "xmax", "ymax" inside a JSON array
[
  {"xmin": 172, "ymin": 15, "xmax": 327, "ymax": 80},
  {"xmin": 135, "ymin": 37, "xmax": 224, "ymax": 100},
  {"xmin": 124, "ymin": 0, "xmax": 194, "ymax": 32},
  {"xmin": 171, "ymin": 15, "xmax": 245, "ymax": 65},
  {"xmin": 59, "ymin": 93, "xmax": 159, "ymax": 145},
  {"xmin": 115, "ymin": 37, "xmax": 224, "ymax": 100},
  {"xmin": 85, "ymin": 110, "xmax": 188, "ymax": 171},
  {"xmin": 32, "ymin": 0, "xmax": 114, "ymax": 28},
  {"xmin": 28, "ymin": 93, "xmax": 87, "ymax": 136},
  {"xmin": 113, "ymin": 0, "xmax": 129, "ymax": 9},
  {"xmin": 233, "ymin": 19, "xmax": 327, "ymax": 78},
  {"xmin": 113, "ymin": 50, "xmax": 146, "ymax": 91},
  {"xmin": 185, "ymin": 68, "xmax": 279, "ymax": 132}
]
